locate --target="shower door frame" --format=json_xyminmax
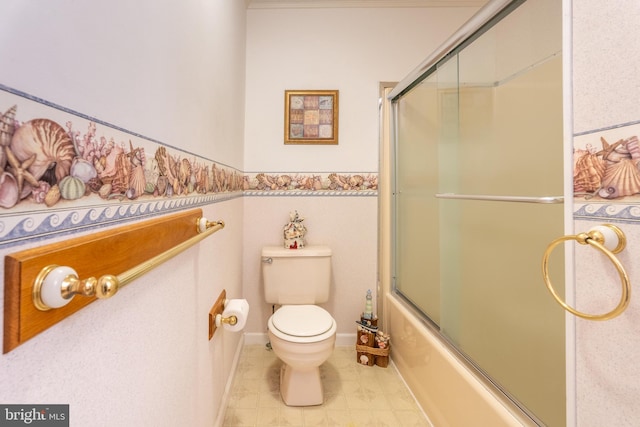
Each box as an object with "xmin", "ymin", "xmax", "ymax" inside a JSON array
[{"xmin": 380, "ymin": 0, "xmax": 577, "ymax": 424}]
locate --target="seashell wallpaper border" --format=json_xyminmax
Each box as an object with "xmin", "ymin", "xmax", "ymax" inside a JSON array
[
  {"xmin": 4, "ymin": 84, "xmax": 638, "ymax": 249},
  {"xmin": 573, "ymin": 122, "xmax": 640, "ymax": 224},
  {"xmin": 0, "ymin": 85, "xmax": 376, "ymax": 249},
  {"xmin": 243, "ymin": 172, "xmax": 377, "ymax": 196}
]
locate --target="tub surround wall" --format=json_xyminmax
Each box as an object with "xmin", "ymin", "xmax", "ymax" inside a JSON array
[{"xmin": 571, "ymin": 1, "xmax": 640, "ymax": 425}]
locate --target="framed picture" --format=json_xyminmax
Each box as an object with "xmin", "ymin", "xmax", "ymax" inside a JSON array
[{"xmin": 284, "ymin": 90, "xmax": 339, "ymax": 145}]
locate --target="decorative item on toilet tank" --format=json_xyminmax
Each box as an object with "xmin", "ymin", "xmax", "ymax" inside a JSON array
[{"xmin": 283, "ymin": 210, "xmax": 306, "ymax": 249}]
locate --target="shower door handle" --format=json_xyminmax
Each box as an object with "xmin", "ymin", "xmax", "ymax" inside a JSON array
[{"xmin": 435, "ymin": 193, "xmax": 564, "ymax": 204}]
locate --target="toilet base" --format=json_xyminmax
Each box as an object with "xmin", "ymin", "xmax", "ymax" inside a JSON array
[{"xmin": 280, "ymin": 364, "xmax": 323, "ymax": 406}]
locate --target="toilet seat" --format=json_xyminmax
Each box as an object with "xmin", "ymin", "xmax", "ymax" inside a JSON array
[{"xmin": 268, "ymin": 305, "xmax": 336, "ymax": 343}]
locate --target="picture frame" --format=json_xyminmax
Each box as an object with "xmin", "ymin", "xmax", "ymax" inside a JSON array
[{"xmin": 284, "ymin": 90, "xmax": 339, "ymax": 145}]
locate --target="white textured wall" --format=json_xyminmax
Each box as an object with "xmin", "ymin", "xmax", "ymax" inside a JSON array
[
  {"xmin": 0, "ymin": 2, "xmax": 482, "ymax": 425},
  {"xmin": 571, "ymin": 1, "xmax": 640, "ymax": 135},
  {"xmin": 0, "ymin": 1, "xmax": 246, "ymax": 426},
  {"xmin": 243, "ymin": 6, "xmax": 478, "ymax": 337},
  {"xmin": 243, "ymin": 196, "xmax": 378, "ymax": 335},
  {"xmin": 572, "ymin": 1, "xmax": 640, "ymax": 425},
  {"xmin": 244, "ymin": 6, "xmax": 479, "ymax": 172}
]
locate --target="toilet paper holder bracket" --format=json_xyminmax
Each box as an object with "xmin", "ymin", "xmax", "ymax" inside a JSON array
[
  {"xmin": 216, "ymin": 313, "xmax": 238, "ymax": 327},
  {"xmin": 209, "ymin": 290, "xmax": 227, "ymax": 340},
  {"xmin": 208, "ymin": 290, "xmax": 248, "ymax": 340}
]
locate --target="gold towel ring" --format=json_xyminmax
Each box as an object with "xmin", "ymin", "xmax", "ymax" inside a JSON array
[{"xmin": 542, "ymin": 224, "xmax": 631, "ymax": 321}]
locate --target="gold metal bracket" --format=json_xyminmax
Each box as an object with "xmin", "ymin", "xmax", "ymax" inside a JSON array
[
  {"xmin": 542, "ymin": 224, "xmax": 630, "ymax": 321},
  {"xmin": 32, "ymin": 218, "xmax": 224, "ymax": 312}
]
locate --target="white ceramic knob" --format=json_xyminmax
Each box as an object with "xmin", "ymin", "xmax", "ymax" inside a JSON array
[
  {"xmin": 590, "ymin": 225, "xmax": 621, "ymax": 252},
  {"xmin": 41, "ymin": 266, "xmax": 77, "ymax": 309},
  {"xmin": 198, "ymin": 217, "xmax": 208, "ymax": 233}
]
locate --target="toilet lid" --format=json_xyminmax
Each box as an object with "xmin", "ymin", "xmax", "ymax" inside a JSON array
[{"xmin": 271, "ymin": 305, "xmax": 334, "ymax": 337}]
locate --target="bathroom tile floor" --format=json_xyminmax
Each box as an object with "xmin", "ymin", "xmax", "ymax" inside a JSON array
[{"xmin": 223, "ymin": 345, "xmax": 431, "ymax": 427}]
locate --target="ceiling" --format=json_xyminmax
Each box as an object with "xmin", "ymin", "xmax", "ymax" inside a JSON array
[{"xmin": 247, "ymin": 0, "xmax": 489, "ymax": 9}]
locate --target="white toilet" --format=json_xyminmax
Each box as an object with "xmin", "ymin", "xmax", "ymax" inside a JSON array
[{"xmin": 262, "ymin": 245, "xmax": 337, "ymax": 406}]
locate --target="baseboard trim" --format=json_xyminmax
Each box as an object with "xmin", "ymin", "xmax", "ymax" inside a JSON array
[{"xmin": 213, "ymin": 334, "xmax": 245, "ymax": 427}]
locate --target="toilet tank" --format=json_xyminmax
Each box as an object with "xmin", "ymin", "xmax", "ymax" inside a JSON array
[{"xmin": 262, "ymin": 245, "xmax": 332, "ymax": 304}]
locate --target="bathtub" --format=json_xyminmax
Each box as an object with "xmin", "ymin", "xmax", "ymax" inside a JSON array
[{"xmin": 386, "ymin": 295, "xmax": 538, "ymax": 427}]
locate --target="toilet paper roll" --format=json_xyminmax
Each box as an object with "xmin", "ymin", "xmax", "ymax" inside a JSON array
[{"xmin": 221, "ymin": 299, "xmax": 250, "ymax": 332}]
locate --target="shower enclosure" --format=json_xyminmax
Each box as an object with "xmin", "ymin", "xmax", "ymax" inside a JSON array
[{"xmin": 389, "ymin": 0, "xmax": 565, "ymax": 425}]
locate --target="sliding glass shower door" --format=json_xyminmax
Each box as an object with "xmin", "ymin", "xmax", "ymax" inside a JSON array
[{"xmin": 392, "ymin": 0, "xmax": 565, "ymax": 425}]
